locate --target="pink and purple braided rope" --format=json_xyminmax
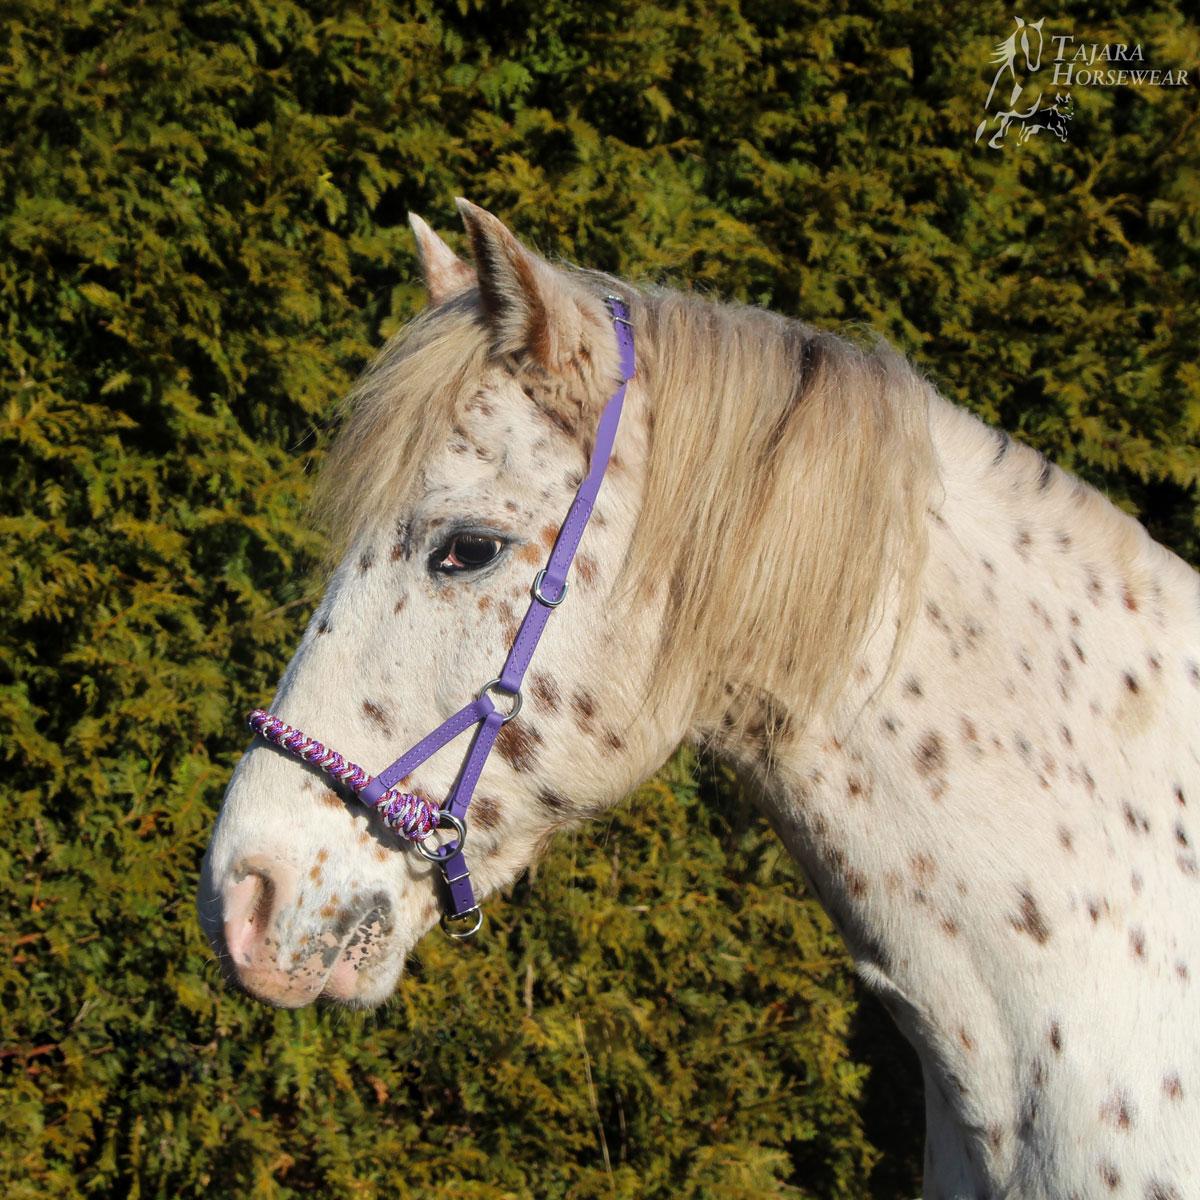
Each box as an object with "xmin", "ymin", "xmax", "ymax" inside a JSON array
[{"xmin": 247, "ymin": 709, "xmax": 438, "ymax": 841}]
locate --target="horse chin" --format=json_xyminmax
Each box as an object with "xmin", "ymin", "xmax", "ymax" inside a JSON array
[{"xmin": 319, "ymin": 945, "xmax": 406, "ymax": 1010}]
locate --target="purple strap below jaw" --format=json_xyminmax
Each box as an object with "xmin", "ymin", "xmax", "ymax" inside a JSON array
[{"xmin": 246, "ymin": 295, "xmax": 635, "ymax": 937}]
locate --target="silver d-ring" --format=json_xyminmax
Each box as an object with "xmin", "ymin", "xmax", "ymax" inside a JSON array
[
  {"xmin": 441, "ymin": 905, "xmax": 484, "ymax": 939},
  {"xmin": 478, "ymin": 678, "xmax": 522, "ymax": 723},
  {"xmin": 531, "ymin": 568, "xmax": 567, "ymax": 608},
  {"xmin": 415, "ymin": 810, "xmax": 466, "ymax": 862}
]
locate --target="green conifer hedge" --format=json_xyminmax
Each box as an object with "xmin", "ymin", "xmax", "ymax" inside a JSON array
[{"xmin": 1, "ymin": 1, "xmax": 1195, "ymax": 1196}]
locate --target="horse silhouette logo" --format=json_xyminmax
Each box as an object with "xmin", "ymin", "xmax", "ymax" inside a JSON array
[{"xmin": 975, "ymin": 16, "xmax": 1071, "ymax": 148}]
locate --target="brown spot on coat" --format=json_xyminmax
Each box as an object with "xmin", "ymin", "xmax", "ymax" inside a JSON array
[
  {"xmin": 530, "ymin": 672, "xmax": 560, "ymax": 713},
  {"xmin": 362, "ymin": 700, "xmax": 391, "ymax": 737},
  {"xmin": 1049, "ymin": 1022, "xmax": 1062, "ymax": 1053},
  {"xmin": 540, "ymin": 524, "xmax": 559, "ymax": 550},
  {"xmin": 575, "ymin": 554, "xmax": 598, "ymax": 586},
  {"xmin": 911, "ymin": 852, "xmax": 938, "ymax": 883},
  {"xmin": 496, "ymin": 720, "xmax": 543, "ymax": 773},
  {"xmin": 1146, "ymin": 1183, "xmax": 1182, "ymax": 1200},
  {"xmin": 1011, "ymin": 889, "xmax": 1051, "ymax": 945},
  {"xmin": 394, "ymin": 595, "xmax": 407, "ymax": 615},
  {"xmin": 1163, "ymin": 1073, "xmax": 1183, "ymax": 1102},
  {"xmin": 471, "ymin": 794, "xmax": 502, "ymax": 831},
  {"xmin": 317, "ymin": 619, "xmax": 330, "ymax": 636},
  {"xmin": 537, "ymin": 788, "xmax": 571, "ymax": 816},
  {"xmin": 571, "ymin": 690, "xmax": 597, "ymax": 733},
  {"xmin": 1100, "ymin": 1090, "xmax": 1134, "ymax": 1129},
  {"xmin": 915, "ymin": 731, "xmax": 947, "ymax": 777},
  {"xmin": 603, "ymin": 729, "xmax": 624, "ymax": 753},
  {"xmin": 1123, "ymin": 802, "xmax": 1150, "ymax": 834},
  {"xmin": 1099, "ymin": 1161, "xmax": 1121, "ymax": 1190},
  {"xmin": 1130, "ymin": 927, "xmax": 1146, "ymax": 959}
]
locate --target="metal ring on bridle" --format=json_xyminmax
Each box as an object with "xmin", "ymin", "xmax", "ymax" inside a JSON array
[
  {"xmin": 440, "ymin": 905, "xmax": 483, "ymax": 939},
  {"xmin": 477, "ymin": 678, "xmax": 522, "ymax": 723},
  {"xmin": 415, "ymin": 810, "xmax": 467, "ymax": 862},
  {"xmin": 531, "ymin": 568, "xmax": 568, "ymax": 608}
]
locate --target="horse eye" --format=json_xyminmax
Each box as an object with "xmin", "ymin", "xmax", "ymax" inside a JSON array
[{"xmin": 432, "ymin": 533, "xmax": 504, "ymax": 574}]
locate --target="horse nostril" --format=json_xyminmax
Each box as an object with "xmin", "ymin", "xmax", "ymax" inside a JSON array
[{"xmin": 221, "ymin": 858, "xmax": 298, "ymax": 967}]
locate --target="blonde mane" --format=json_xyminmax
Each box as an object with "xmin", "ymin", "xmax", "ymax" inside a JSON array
[
  {"xmin": 315, "ymin": 275, "xmax": 939, "ymax": 739},
  {"xmin": 624, "ymin": 287, "xmax": 938, "ymax": 737}
]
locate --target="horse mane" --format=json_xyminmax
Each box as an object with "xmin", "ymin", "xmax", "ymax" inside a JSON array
[
  {"xmin": 623, "ymin": 286, "xmax": 939, "ymax": 737},
  {"xmin": 314, "ymin": 274, "xmax": 940, "ymax": 741}
]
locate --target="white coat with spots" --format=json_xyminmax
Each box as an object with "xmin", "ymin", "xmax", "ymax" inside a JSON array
[{"xmin": 199, "ymin": 202, "xmax": 1200, "ymax": 1199}]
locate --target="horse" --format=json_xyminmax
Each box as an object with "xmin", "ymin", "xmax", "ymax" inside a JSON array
[
  {"xmin": 976, "ymin": 16, "xmax": 1049, "ymax": 150},
  {"xmin": 199, "ymin": 200, "xmax": 1200, "ymax": 1198},
  {"xmin": 984, "ymin": 16, "xmax": 1045, "ymax": 112}
]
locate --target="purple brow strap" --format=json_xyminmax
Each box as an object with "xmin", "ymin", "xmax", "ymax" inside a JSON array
[{"xmin": 248, "ymin": 294, "xmax": 635, "ymax": 937}]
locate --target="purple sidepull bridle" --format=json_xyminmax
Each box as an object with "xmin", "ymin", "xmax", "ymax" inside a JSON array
[{"xmin": 247, "ymin": 296, "xmax": 635, "ymax": 938}]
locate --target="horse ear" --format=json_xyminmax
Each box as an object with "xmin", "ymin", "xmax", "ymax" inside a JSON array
[
  {"xmin": 408, "ymin": 212, "xmax": 477, "ymax": 306},
  {"xmin": 454, "ymin": 197, "xmax": 612, "ymax": 381}
]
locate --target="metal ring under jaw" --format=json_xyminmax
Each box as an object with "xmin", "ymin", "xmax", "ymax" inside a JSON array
[
  {"xmin": 415, "ymin": 810, "xmax": 467, "ymax": 862},
  {"xmin": 441, "ymin": 905, "xmax": 484, "ymax": 939},
  {"xmin": 478, "ymin": 678, "xmax": 522, "ymax": 723},
  {"xmin": 531, "ymin": 568, "xmax": 568, "ymax": 608}
]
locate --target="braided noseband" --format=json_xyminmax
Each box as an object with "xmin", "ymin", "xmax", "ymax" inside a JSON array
[{"xmin": 247, "ymin": 709, "xmax": 439, "ymax": 841}]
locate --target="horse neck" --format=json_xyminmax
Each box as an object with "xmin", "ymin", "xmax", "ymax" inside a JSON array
[{"xmin": 712, "ymin": 391, "xmax": 1200, "ymax": 1177}]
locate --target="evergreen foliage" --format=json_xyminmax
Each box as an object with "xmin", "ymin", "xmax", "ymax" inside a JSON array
[{"xmin": 1, "ymin": 1, "xmax": 1195, "ymax": 1195}]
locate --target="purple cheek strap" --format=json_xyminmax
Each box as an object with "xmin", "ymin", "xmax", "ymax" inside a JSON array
[{"xmin": 247, "ymin": 296, "xmax": 635, "ymax": 938}]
